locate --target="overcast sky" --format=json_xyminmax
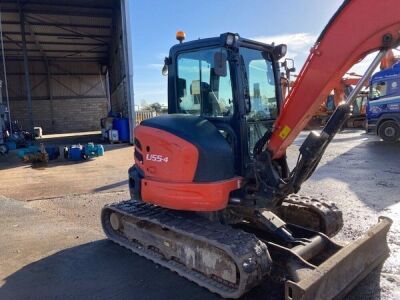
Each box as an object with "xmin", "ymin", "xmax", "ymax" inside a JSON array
[{"xmin": 129, "ymin": 0, "xmax": 373, "ymax": 106}]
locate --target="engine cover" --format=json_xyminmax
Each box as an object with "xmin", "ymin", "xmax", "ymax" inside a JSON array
[{"xmin": 131, "ymin": 114, "xmax": 241, "ymax": 211}]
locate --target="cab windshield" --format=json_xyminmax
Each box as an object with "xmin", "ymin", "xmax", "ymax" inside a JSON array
[
  {"xmin": 370, "ymin": 78, "xmax": 400, "ymax": 100},
  {"xmin": 371, "ymin": 81, "xmax": 388, "ymax": 99}
]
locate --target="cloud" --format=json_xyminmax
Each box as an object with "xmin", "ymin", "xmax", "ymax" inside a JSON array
[
  {"xmin": 348, "ymin": 52, "xmax": 377, "ymax": 75},
  {"xmin": 350, "ymin": 47, "xmax": 400, "ymax": 75},
  {"xmin": 252, "ymin": 33, "xmax": 317, "ymax": 68},
  {"xmin": 251, "ymin": 35, "xmax": 399, "ymax": 76}
]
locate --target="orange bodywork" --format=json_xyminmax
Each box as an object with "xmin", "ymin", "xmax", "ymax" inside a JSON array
[
  {"xmin": 134, "ymin": 125, "xmax": 198, "ymax": 182},
  {"xmin": 268, "ymin": 0, "xmax": 400, "ymax": 159},
  {"xmin": 380, "ymin": 49, "xmax": 399, "ymax": 70},
  {"xmin": 306, "ymin": 75, "xmax": 362, "ymax": 126},
  {"xmin": 134, "ymin": 125, "xmax": 241, "ymax": 211},
  {"xmin": 141, "ymin": 177, "xmax": 242, "ymax": 211},
  {"xmin": 334, "ymin": 77, "xmax": 361, "ymax": 106}
]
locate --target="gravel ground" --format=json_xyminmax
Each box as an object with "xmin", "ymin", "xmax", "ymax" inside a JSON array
[{"xmin": 0, "ymin": 130, "xmax": 399, "ymax": 299}]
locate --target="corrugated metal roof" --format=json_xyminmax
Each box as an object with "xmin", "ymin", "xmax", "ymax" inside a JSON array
[{"xmin": 1, "ymin": 0, "xmax": 114, "ymax": 62}]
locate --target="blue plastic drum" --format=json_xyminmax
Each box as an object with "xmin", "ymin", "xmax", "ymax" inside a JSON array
[
  {"xmin": 112, "ymin": 118, "xmax": 130, "ymax": 142},
  {"xmin": 69, "ymin": 145, "xmax": 83, "ymax": 161}
]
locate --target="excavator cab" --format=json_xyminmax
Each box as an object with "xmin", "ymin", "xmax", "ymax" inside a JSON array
[
  {"xmin": 127, "ymin": 33, "xmax": 290, "ymax": 211},
  {"xmin": 166, "ymin": 33, "xmax": 286, "ymax": 161},
  {"xmin": 165, "ymin": 33, "xmax": 284, "ymax": 173}
]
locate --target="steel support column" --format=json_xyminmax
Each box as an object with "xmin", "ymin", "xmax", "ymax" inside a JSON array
[
  {"xmin": 18, "ymin": 1, "xmax": 34, "ymax": 134},
  {"xmin": 26, "ymin": 19, "xmax": 55, "ymax": 132},
  {"xmin": 121, "ymin": 0, "xmax": 136, "ymax": 143},
  {"xmin": 46, "ymin": 62, "xmax": 55, "ymax": 131},
  {"xmin": 0, "ymin": 7, "xmax": 12, "ymax": 134}
]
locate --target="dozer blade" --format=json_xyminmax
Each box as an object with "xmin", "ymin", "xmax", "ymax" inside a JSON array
[{"xmin": 284, "ymin": 216, "xmax": 392, "ymax": 300}]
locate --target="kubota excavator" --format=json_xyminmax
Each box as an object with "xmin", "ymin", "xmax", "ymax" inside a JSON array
[
  {"xmin": 380, "ymin": 48, "xmax": 400, "ymax": 70},
  {"xmin": 309, "ymin": 75, "xmax": 369, "ymax": 128},
  {"xmin": 309, "ymin": 50, "xmax": 400, "ymax": 129},
  {"xmin": 101, "ymin": 1, "xmax": 397, "ymax": 299}
]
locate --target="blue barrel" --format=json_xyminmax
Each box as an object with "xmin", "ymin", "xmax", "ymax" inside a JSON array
[
  {"xmin": 5, "ymin": 141, "xmax": 17, "ymax": 150},
  {"xmin": 69, "ymin": 145, "xmax": 83, "ymax": 161},
  {"xmin": 45, "ymin": 146, "xmax": 60, "ymax": 160},
  {"xmin": 112, "ymin": 118, "xmax": 130, "ymax": 142}
]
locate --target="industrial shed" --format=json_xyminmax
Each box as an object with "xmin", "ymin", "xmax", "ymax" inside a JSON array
[{"xmin": 0, "ymin": 0, "xmax": 135, "ymax": 140}]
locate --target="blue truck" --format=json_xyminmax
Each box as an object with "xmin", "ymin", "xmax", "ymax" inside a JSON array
[{"xmin": 367, "ymin": 61, "xmax": 400, "ymax": 141}]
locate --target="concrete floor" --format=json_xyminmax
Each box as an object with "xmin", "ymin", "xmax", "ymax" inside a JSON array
[
  {"xmin": 0, "ymin": 133, "xmax": 131, "ymax": 200},
  {"xmin": 0, "ymin": 130, "xmax": 399, "ymax": 299}
]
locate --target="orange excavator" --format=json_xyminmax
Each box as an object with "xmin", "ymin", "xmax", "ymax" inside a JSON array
[
  {"xmin": 310, "ymin": 49, "xmax": 400, "ymax": 129},
  {"xmin": 380, "ymin": 48, "xmax": 400, "ymax": 70},
  {"xmin": 101, "ymin": 1, "xmax": 397, "ymax": 299},
  {"xmin": 307, "ymin": 75, "xmax": 368, "ymax": 128},
  {"xmin": 340, "ymin": 76, "xmax": 370, "ymax": 128}
]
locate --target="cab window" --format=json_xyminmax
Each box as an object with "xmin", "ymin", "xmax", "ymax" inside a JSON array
[
  {"xmin": 240, "ymin": 47, "xmax": 277, "ymax": 120},
  {"xmin": 239, "ymin": 47, "xmax": 277, "ymax": 156},
  {"xmin": 371, "ymin": 81, "xmax": 388, "ymax": 99},
  {"xmin": 176, "ymin": 48, "xmax": 233, "ymax": 117},
  {"xmin": 371, "ymin": 78, "xmax": 400, "ymax": 100}
]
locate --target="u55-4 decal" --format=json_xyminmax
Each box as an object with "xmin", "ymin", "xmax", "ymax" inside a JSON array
[{"xmin": 146, "ymin": 153, "xmax": 169, "ymax": 163}]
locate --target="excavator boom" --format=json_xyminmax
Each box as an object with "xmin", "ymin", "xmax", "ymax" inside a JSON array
[{"xmin": 268, "ymin": 0, "xmax": 400, "ymax": 159}]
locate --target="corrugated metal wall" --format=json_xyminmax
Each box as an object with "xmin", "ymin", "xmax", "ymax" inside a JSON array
[
  {"xmin": 7, "ymin": 60, "xmax": 108, "ymax": 133},
  {"xmin": 7, "ymin": 60, "xmax": 107, "ymax": 100}
]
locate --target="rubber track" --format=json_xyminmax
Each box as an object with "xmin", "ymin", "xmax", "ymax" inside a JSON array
[
  {"xmin": 101, "ymin": 200, "xmax": 272, "ymax": 299},
  {"xmin": 282, "ymin": 194, "xmax": 343, "ymax": 236}
]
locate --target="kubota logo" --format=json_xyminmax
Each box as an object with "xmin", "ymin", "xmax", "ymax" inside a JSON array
[{"xmin": 146, "ymin": 153, "xmax": 169, "ymax": 163}]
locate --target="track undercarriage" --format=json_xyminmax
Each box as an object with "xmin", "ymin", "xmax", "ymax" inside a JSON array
[{"xmin": 101, "ymin": 195, "xmax": 391, "ymax": 299}]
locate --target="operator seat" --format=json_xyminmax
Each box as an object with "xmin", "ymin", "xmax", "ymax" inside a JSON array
[{"xmin": 190, "ymin": 82, "xmax": 221, "ymax": 116}]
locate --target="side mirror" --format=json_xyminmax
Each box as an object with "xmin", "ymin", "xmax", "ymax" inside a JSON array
[
  {"xmin": 161, "ymin": 57, "xmax": 170, "ymax": 76},
  {"xmin": 213, "ymin": 52, "xmax": 227, "ymax": 77},
  {"xmin": 282, "ymin": 58, "xmax": 295, "ymax": 72},
  {"xmin": 161, "ymin": 64, "xmax": 168, "ymax": 76},
  {"xmin": 177, "ymin": 78, "xmax": 186, "ymax": 98}
]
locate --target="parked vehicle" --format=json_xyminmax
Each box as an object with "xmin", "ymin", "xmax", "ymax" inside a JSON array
[{"xmin": 367, "ymin": 62, "xmax": 400, "ymax": 142}]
